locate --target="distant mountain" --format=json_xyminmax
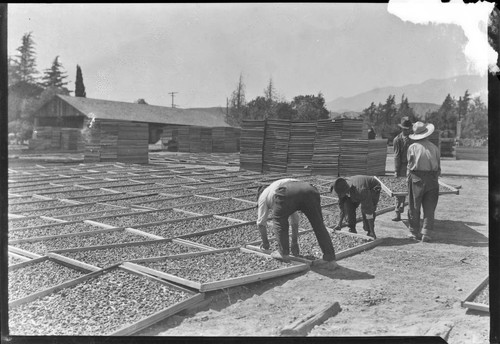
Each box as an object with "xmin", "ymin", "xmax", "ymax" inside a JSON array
[{"xmin": 326, "ymin": 75, "xmax": 487, "ymax": 113}]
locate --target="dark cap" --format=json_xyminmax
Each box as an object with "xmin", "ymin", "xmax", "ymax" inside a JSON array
[{"xmin": 332, "ymin": 178, "xmax": 350, "ymax": 197}]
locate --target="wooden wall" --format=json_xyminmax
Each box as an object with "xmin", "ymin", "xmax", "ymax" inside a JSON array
[
  {"xmin": 29, "ymin": 127, "xmax": 84, "ymax": 152},
  {"xmin": 84, "ymin": 119, "xmax": 149, "ymax": 164},
  {"xmin": 168, "ymin": 126, "xmax": 240, "ymax": 153}
]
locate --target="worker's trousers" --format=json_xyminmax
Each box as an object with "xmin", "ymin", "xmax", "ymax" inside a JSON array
[
  {"xmin": 395, "ymin": 167, "xmax": 408, "ymax": 213},
  {"xmin": 272, "ymin": 181, "xmax": 336, "ymax": 261},
  {"xmin": 408, "ymin": 171, "xmax": 439, "ymax": 236},
  {"xmin": 343, "ymin": 191, "xmax": 380, "ymax": 233}
]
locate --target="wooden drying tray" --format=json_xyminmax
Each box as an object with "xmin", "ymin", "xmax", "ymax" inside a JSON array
[
  {"xmin": 8, "ymin": 254, "xmax": 97, "ymax": 303},
  {"xmin": 8, "ymin": 250, "xmax": 33, "ymax": 264},
  {"xmin": 461, "ymin": 275, "xmax": 489, "ymax": 313},
  {"xmin": 124, "ymin": 247, "xmax": 309, "ymax": 292},
  {"xmin": 8, "ymin": 225, "xmax": 155, "ymax": 245},
  {"xmin": 375, "ymin": 176, "xmax": 460, "ymax": 197},
  {"xmin": 9, "ymin": 263, "xmax": 205, "ymax": 336},
  {"xmin": 48, "ymin": 236, "xmax": 214, "ymax": 269},
  {"xmin": 245, "ymin": 229, "xmax": 384, "ymax": 263}
]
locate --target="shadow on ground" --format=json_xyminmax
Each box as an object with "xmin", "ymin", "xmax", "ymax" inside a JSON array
[
  {"xmin": 378, "ymin": 237, "xmax": 422, "ymax": 247},
  {"xmin": 311, "ymin": 265, "xmax": 375, "ymax": 280},
  {"xmin": 391, "ymin": 219, "xmax": 488, "ymax": 247},
  {"xmin": 427, "ymin": 220, "xmax": 488, "ymax": 246},
  {"xmin": 465, "ymin": 308, "xmax": 490, "ymax": 317}
]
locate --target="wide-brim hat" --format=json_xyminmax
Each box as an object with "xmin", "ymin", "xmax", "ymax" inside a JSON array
[
  {"xmin": 409, "ymin": 122, "xmax": 435, "ymax": 140},
  {"xmin": 398, "ymin": 117, "xmax": 412, "ymax": 129},
  {"xmin": 331, "ymin": 178, "xmax": 351, "ymax": 197}
]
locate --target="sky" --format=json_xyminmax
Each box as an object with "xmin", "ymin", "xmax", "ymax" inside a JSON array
[{"xmin": 7, "ymin": 2, "xmax": 495, "ymax": 109}]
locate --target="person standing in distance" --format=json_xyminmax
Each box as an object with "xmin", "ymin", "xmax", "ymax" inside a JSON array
[
  {"xmin": 392, "ymin": 117, "xmax": 413, "ymax": 222},
  {"xmin": 406, "ymin": 121, "xmax": 441, "ymax": 242},
  {"xmin": 257, "ymin": 179, "xmax": 339, "ymax": 269}
]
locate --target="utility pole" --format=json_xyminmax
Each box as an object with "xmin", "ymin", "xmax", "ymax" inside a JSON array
[{"xmin": 169, "ymin": 92, "xmax": 178, "ymax": 108}]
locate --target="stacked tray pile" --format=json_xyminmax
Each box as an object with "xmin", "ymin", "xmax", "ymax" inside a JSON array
[
  {"xmin": 338, "ymin": 118, "xmax": 363, "ymax": 139},
  {"xmin": 339, "ymin": 139, "xmax": 387, "ymax": 176},
  {"xmin": 224, "ymin": 127, "xmax": 240, "ymax": 153},
  {"xmin": 262, "ymin": 119, "xmax": 291, "ymax": 173},
  {"xmin": 188, "ymin": 126, "xmax": 203, "ymax": 153},
  {"xmin": 311, "ymin": 119, "xmax": 341, "ymax": 176},
  {"xmin": 200, "ymin": 127, "xmax": 212, "ymax": 153},
  {"xmin": 286, "ymin": 121, "xmax": 317, "ymax": 174},
  {"xmin": 211, "ymin": 127, "xmax": 226, "ymax": 153},
  {"xmin": 177, "ymin": 126, "xmax": 190, "ymax": 152},
  {"xmin": 240, "ymin": 120, "xmax": 266, "ymax": 172}
]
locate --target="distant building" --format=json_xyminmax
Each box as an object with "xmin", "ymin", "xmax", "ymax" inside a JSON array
[{"xmin": 32, "ymin": 95, "xmax": 239, "ymax": 162}]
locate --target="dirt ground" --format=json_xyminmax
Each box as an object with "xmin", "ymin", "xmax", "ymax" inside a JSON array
[{"xmin": 134, "ymin": 174, "xmax": 489, "ymax": 343}]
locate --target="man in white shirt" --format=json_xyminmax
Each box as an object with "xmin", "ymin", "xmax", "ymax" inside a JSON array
[
  {"xmin": 406, "ymin": 121, "xmax": 441, "ymax": 243},
  {"xmin": 257, "ymin": 178, "xmax": 300, "ymax": 255},
  {"xmin": 257, "ymin": 179, "xmax": 338, "ymax": 269}
]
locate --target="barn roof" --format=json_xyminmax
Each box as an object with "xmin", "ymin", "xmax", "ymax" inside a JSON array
[{"xmin": 55, "ymin": 95, "xmax": 232, "ymax": 127}]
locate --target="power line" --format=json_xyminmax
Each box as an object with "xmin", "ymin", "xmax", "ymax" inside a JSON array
[{"xmin": 168, "ymin": 92, "xmax": 178, "ymax": 108}]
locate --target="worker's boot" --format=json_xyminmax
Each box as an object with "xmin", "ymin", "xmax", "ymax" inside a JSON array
[
  {"xmin": 348, "ymin": 227, "xmax": 357, "ymax": 234},
  {"xmin": 392, "ymin": 211, "xmax": 401, "ymax": 222}
]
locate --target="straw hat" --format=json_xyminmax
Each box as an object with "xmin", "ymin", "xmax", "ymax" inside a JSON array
[{"xmin": 409, "ymin": 121, "xmax": 435, "ymax": 140}]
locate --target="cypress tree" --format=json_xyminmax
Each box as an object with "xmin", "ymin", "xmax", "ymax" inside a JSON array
[{"xmin": 75, "ymin": 65, "xmax": 86, "ymax": 97}]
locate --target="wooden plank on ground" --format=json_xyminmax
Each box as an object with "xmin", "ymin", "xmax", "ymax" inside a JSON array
[
  {"xmin": 280, "ymin": 301, "xmax": 342, "ymax": 336},
  {"xmin": 461, "ymin": 275, "xmax": 489, "ymax": 313}
]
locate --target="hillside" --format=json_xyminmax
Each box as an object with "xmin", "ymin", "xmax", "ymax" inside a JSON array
[
  {"xmin": 326, "ymin": 74, "xmax": 487, "ymax": 113},
  {"xmin": 408, "ymin": 102, "xmax": 441, "ymax": 119},
  {"xmin": 330, "ymin": 103, "xmax": 439, "ymax": 121}
]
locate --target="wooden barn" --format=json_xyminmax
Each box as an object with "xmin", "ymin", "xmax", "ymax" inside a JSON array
[{"xmin": 32, "ymin": 95, "xmax": 235, "ymax": 163}]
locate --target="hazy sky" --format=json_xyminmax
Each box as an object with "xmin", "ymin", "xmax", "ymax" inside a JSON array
[{"xmin": 7, "ymin": 3, "xmax": 486, "ymax": 109}]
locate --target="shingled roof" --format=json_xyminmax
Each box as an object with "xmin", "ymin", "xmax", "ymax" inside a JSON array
[{"xmin": 56, "ymin": 95, "xmax": 232, "ymax": 127}]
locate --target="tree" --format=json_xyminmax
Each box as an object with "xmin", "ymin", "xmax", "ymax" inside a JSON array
[
  {"xmin": 461, "ymin": 96, "xmax": 487, "ymax": 139},
  {"xmin": 290, "ymin": 93, "xmax": 329, "ymax": 121},
  {"xmin": 246, "ymin": 96, "xmax": 272, "ymax": 120},
  {"xmin": 75, "ymin": 65, "xmax": 86, "ymax": 97},
  {"xmin": 397, "ymin": 95, "xmax": 417, "ymax": 123},
  {"xmin": 426, "ymin": 94, "xmax": 458, "ymax": 138},
  {"xmin": 135, "ymin": 98, "xmax": 148, "ymax": 105},
  {"xmin": 226, "ymin": 74, "xmax": 247, "ymax": 126},
  {"xmin": 41, "ymin": 56, "xmax": 71, "ymax": 94},
  {"xmin": 362, "ymin": 102, "xmax": 377, "ymax": 123},
  {"xmin": 272, "ymin": 101, "xmax": 296, "ymax": 120},
  {"xmin": 264, "ymin": 77, "xmax": 278, "ymax": 102},
  {"xmin": 9, "ymin": 32, "xmax": 39, "ymax": 85},
  {"xmin": 457, "ymin": 90, "xmax": 471, "ymax": 123}
]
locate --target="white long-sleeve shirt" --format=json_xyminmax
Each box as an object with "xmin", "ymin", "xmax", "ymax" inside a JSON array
[
  {"xmin": 407, "ymin": 139, "xmax": 441, "ymax": 174},
  {"xmin": 257, "ymin": 178, "xmax": 300, "ymax": 227}
]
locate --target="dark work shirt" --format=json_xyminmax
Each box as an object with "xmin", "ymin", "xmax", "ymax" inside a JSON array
[
  {"xmin": 393, "ymin": 132, "xmax": 413, "ymax": 176},
  {"xmin": 345, "ymin": 175, "xmax": 381, "ymax": 215}
]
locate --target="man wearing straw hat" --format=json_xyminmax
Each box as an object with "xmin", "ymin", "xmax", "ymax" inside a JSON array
[
  {"xmin": 392, "ymin": 117, "xmax": 414, "ymax": 222},
  {"xmin": 406, "ymin": 121, "xmax": 441, "ymax": 242}
]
